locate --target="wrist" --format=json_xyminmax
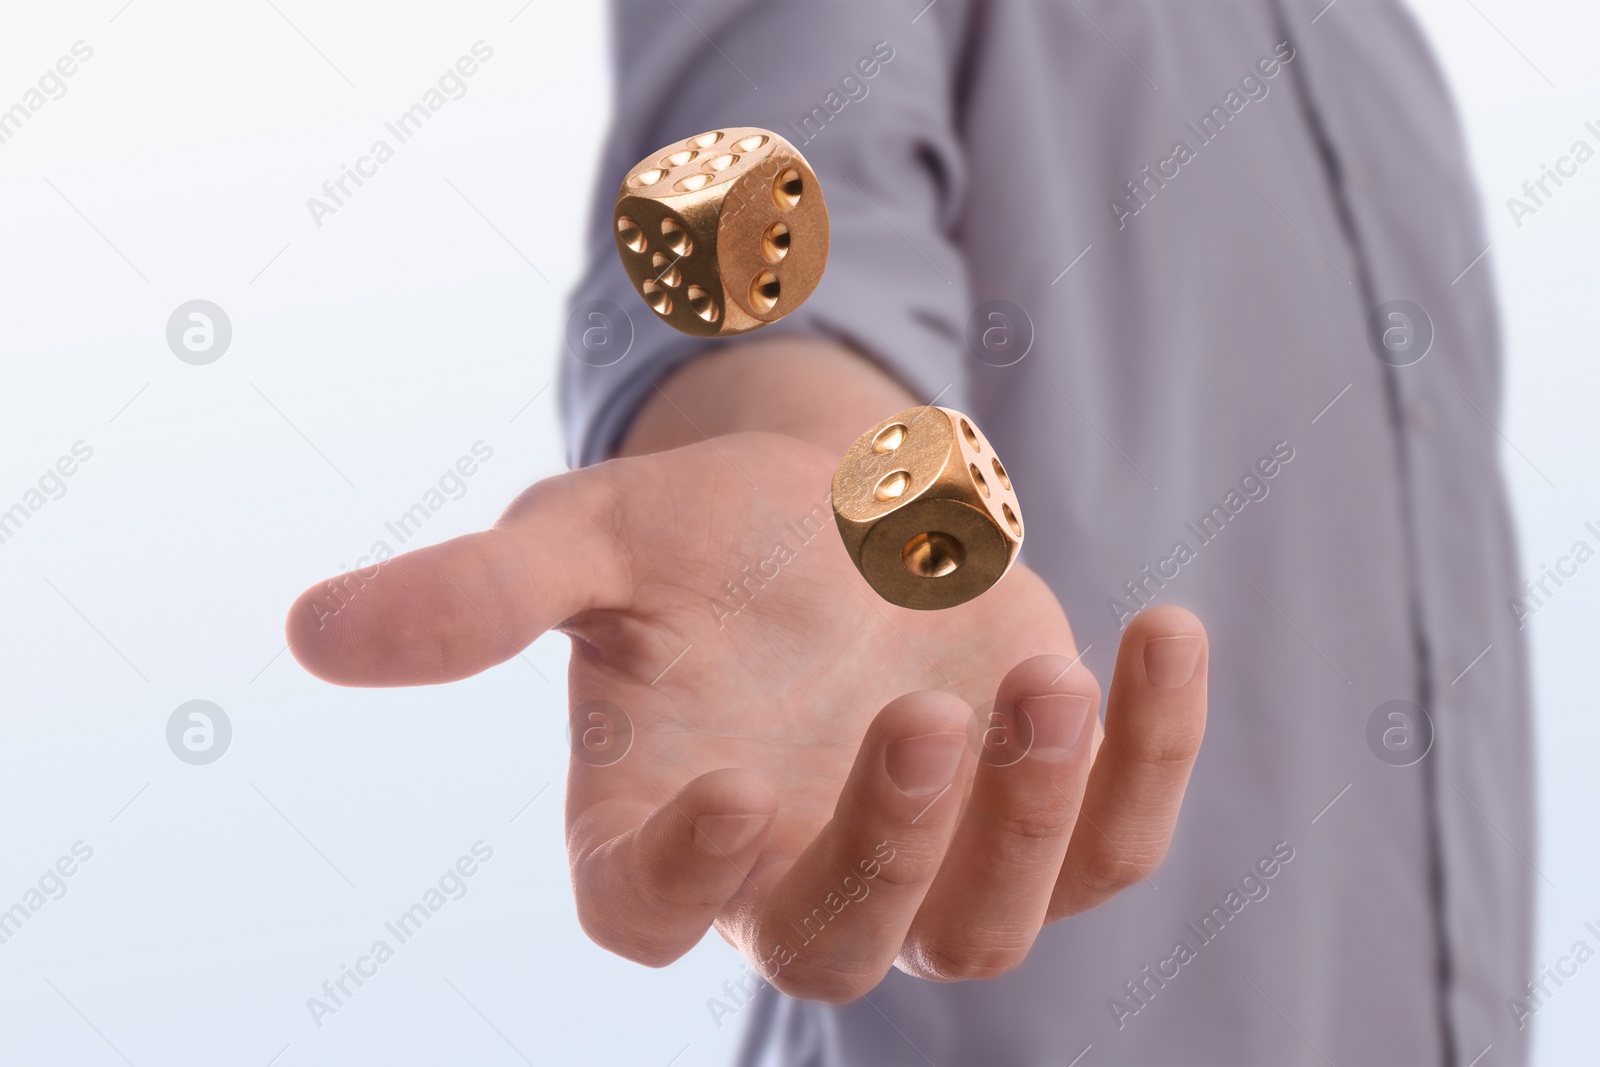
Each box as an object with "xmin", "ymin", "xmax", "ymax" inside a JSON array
[{"xmin": 616, "ymin": 337, "xmax": 918, "ymax": 457}]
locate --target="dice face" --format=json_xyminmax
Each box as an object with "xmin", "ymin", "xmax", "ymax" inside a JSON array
[
  {"xmin": 613, "ymin": 128, "xmax": 829, "ymax": 338},
  {"xmin": 832, "ymin": 407, "xmax": 1024, "ymax": 610}
]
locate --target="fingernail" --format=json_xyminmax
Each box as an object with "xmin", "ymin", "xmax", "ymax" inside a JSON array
[
  {"xmin": 693, "ymin": 813, "xmax": 771, "ymax": 855},
  {"xmin": 885, "ymin": 733, "xmax": 966, "ymax": 796},
  {"xmin": 1144, "ymin": 635, "xmax": 1203, "ymax": 688},
  {"xmin": 1019, "ymin": 694, "xmax": 1094, "ymax": 762}
]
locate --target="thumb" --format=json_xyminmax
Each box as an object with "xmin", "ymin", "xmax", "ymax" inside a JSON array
[{"xmin": 286, "ymin": 468, "xmax": 628, "ymax": 687}]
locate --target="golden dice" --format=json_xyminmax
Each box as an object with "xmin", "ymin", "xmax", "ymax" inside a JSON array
[
  {"xmin": 833, "ymin": 407, "xmax": 1024, "ymax": 610},
  {"xmin": 613, "ymin": 127, "xmax": 828, "ymax": 337}
]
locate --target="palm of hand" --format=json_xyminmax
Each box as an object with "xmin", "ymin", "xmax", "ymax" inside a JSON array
[{"xmin": 559, "ymin": 432, "xmax": 1074, "ymax": 891}]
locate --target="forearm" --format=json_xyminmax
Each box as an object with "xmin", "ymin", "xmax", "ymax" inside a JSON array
[{"xmin": 617, "ymin": 337, "xmax": 917, "ymax": 457}]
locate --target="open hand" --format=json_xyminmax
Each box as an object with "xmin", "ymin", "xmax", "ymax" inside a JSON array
[{"xmin": 287, "ymin": 431, "xmax": 1207, "ymax": 1000}]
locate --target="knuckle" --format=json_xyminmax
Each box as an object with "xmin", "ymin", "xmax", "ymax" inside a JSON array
[
  {"xmin": 1113, "ymin": 732, "xmax": 1201, "ymax": 774},
  {"xmin": 748, "ymin": 911, "xmax": 887, "ymax": 1003},
  {"xmin": 987, "ymin": 797, "xmax": 1078, "ymax": 844},
  {"xmin": 903, "ymin": 933, "xmax": 1031, "ymax": 982},
  {"xmin": 1143, "ymin": 732, "xmax": 1204, "ymax": 769},
  {"xmin": 864, "ymin": 843, "xmax": 944, "ymax": 890},
  {"xmin": 641, "ymin": 868, "xmax": 737, "ymax": 912},
  {"xmin": 768, "ymin": 963, "xmax": 881, "ymax": 1004},
  {"xmin": 1075, "ymin": 849, "xmax": 1157, "ymax": 897}
]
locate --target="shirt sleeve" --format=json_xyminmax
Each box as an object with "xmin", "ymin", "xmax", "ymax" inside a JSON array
[{"xmin": 559, "ymin": 0, "xmax": 975, "ymax": 468}]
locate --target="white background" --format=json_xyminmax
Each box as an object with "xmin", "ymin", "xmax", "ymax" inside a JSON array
[{"xmin": 0, "ymin": 1, "xmax": 1593, "ymax": 1064}]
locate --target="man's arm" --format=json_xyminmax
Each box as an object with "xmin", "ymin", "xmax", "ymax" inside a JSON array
[
  {"xmin": 288, "ymin": 335, "xmax": 1209, "ymax": 995},
  {"xmin": 289, "ymin": 0, "xmax": 1209, "ymax": 994}
]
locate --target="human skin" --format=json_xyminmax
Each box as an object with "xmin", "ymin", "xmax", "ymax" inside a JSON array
[{"xmin": 286, "ymin": 336, "xmax": 1208, "ymax": 999}]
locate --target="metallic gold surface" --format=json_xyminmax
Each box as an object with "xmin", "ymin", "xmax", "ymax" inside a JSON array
[
  {"xmin": 833, "ymin": 407, "xmax": 1024, "ymax": 609},
  {"xmin": 613, "ymin": 128, "xmax": 829, "ymax": 337}
]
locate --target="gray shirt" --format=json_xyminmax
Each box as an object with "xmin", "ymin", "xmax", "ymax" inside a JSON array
[{"xmin": 562, "ymin": 2, "xmax": 1533, "ymax": 1063}]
